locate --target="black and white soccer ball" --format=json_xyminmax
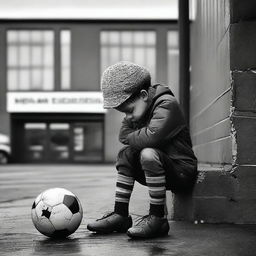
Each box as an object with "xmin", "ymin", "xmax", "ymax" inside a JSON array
[{"xmin": 31, "ymin": 188, "xmax": 83, "ymax": 238}]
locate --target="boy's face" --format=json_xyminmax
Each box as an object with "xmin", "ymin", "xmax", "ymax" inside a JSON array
[{"xmin": 116, "ymin": 90, "xmax": 149, "ymax": 123}]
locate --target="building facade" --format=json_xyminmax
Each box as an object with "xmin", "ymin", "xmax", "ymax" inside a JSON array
[{"xmin": 0, "ymin": 20, "xmax": 180, "ymax": 163}]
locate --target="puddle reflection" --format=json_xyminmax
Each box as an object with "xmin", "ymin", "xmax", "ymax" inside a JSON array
[
  {"xmin": 128, "ymin": 237, "xmax": 171, "ymax": 256},
  {"xmin": 33, "ymin": 237, "xmax": 82, "ymax": 255},
  {"xmin": 148, "ymin": 245, "xmax": 167, "ymax": 255}
]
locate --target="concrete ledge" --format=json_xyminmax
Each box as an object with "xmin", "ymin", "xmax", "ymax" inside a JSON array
[
  {"xmin": 193, "ymin": 197, "xmax": 237, "ymax": 223},
  {"xmin": 171, "ymin": 164, "xmax": 239, "ymax": 223},
  {"xmin": 171, "ymin": 164, "xmax": 256, "ymax": 224}
]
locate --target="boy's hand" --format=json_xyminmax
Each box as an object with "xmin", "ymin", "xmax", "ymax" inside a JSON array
[
  {"xmin": 119, "ymin": 118, "xmax": 137, "ymax": 144},
  {"xmin": 125, "ymin": 99, "xmax": 185, "ymax": 150}
]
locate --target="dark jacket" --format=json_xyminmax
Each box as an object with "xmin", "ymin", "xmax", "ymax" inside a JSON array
[{"xmin": 119, "ymin": 84, "xmax": 197, "ymax": 167}]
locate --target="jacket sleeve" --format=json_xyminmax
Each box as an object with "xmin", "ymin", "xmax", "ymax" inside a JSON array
[
  {"xmin": 126, "ymin": 99, "xmax": 185, "ymax": 150},
  {"xmin": 119, "ymin": 117, "xmax": 137, "ymax": 144}
]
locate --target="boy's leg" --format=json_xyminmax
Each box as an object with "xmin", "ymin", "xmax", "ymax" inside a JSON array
[
  {"xmin": 87, "ymin": 146, "xmax": 141, "ymax": 233},
  {"xmin": 114, "ymin": 146, "xmax": 142, "ymax": 216},
  {"xmin": 127, "ymin": 148, "xmax": 170, "ymax": 238},
  {"xmin": 140, "ymin": 148, "xmax": 167, "ymax": 218},
  {"xmin": 114, "ymin": 173, "xmax": 134, "ymax": 217},
  {"xmin": 127, "ymin": 147, "xmax": 197, "ymax": 238}
]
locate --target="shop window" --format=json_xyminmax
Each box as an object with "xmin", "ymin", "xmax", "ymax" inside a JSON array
[
  {"xmin": 61, "ymin": 30, "xmax": 71, "ymax": 90},
  {"xmin": 7, "ymin": 30, "xmax": 54, "ymax": 91},
  {"xmin": 168, "ymin": 31, "xmax": 179, "ymax": 101},
  {"xmin": 101, "ymin": 31, "xmax": 156, "ymax": 83}
]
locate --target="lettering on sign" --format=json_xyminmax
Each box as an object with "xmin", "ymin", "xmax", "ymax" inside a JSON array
[
  {"xmin": 15, "ymin": 98, "xmax": 49, "ymax": 104},
  {"xmin": 13, "ymin": 97, "xmax": 102, "ymax": 105},
  {"xmin": 7, "ymin": 92, "xmax": 106, "ymax": 113}
]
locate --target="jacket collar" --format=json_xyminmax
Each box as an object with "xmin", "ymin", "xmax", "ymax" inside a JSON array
[
  {"xmin": 144, "ymin": 84, "xmax": 175, "ymax": 117},
  {"xmin": 152, "ymin": 84, "xmax": 174, "ymax": 100}
]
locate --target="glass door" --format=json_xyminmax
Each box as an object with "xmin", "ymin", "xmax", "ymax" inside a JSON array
[
  {"xmin": 24, "ymin": 123, "xmax": 47, "ymax": 162},
  {"xmin": 48, "ymin": 123, "xmax": 70, "ymax": 162},
  {"xmin": 73, "ymin": 122, "xmax": 103, "ymax": 162}
]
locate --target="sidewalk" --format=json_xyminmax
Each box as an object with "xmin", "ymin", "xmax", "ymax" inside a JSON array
[{"xmin": 0, "ymin": 165, "xmax": 255, "ymax": 256}]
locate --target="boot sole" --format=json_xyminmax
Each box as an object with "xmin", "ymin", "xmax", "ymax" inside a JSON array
[
  {"xmin": 87, "ymin": 223, "xmax": 132, "ymax": 234},
  {"xmin": 127, "ymin": 230, "xmax": 169, "ymax": 239},
  {"xmin": 87, "ymin": 226, "xmax": 129, "ymax": 234}
]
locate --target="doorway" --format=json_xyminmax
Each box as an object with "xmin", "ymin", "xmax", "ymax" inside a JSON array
[{"xmin": 11, "ymin": 114, "xmax": 104, "ymax": 163}]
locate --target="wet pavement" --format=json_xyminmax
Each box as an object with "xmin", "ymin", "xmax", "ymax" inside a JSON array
[{"xmin": 0, "ymin": 164, "xmax": 256, "ymax": 256}]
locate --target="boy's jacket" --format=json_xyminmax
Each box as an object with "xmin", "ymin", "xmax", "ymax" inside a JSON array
[{"xmin": 119, "ymin": 84, "xmax": 197, "ymax": 163}]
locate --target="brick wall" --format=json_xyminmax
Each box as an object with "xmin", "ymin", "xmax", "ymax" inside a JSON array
[{"xmin": 229, "ymin": 0, "xmax": 256, "ymax": 223}]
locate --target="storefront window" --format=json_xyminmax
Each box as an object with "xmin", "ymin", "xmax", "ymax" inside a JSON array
[
  {"xmin": 7, "ymin": 30, "xmax": 54, "ymax": 91},
  {"xmin": 168, "ymin": 31, "xmax": 179, "ymax": 101},
  {"xmin": 101, "ymin": 31, "xmax": 156, "ymax": 83}
]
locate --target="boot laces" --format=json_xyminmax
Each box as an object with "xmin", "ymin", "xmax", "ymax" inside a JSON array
[
  {"xmin": 96, "ymin": 211, "xmax": 115, "ymax": 221},
  {"xmin": 134, "ymin": 215, "xmax": 152, "ymax": 227}
]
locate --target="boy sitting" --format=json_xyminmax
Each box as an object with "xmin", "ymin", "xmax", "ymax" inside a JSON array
[{"xmin": 87, "ymin": 61, "xmax": 197, "ymax": 238}]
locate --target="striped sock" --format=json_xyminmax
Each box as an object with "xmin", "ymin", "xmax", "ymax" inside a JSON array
[
  {"xmin": 146, "ymin": 175, "xmax": 166, "ymax": 217},
  {"xmin": 114, "ymin": 173, "xmax": 135, "ymax": 216}
]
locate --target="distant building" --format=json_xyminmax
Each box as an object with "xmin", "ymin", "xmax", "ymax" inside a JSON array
[{"xmin": 0, "ymin": 2, "xmax": 180, "ymax": 163}]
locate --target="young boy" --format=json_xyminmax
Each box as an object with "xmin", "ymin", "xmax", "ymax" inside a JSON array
[{"xmin": 87, "ymin": 61, "xmax": 197, "ymax": 238}]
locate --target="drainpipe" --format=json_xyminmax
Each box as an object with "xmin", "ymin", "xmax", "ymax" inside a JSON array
[{"xmin": 179, "ymin": 0, "xmax": 190, "ymax": 125}]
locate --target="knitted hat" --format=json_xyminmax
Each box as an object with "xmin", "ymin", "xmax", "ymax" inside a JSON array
[{"xmin": 101, "ymin": 61, "xmax": 151, "ymax": 108}]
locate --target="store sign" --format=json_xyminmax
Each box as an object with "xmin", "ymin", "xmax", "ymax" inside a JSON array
[{"xmin": 7, "ymin": 92, "xmax": 106, "ymax": 113}]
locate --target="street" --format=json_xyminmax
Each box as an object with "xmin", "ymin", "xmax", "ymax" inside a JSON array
[{"xmin": 0, "ymin": 165, "xmax": 255, "ymax": 256}]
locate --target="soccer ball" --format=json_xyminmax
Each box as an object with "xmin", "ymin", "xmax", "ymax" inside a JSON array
[{"xmin": 31, "ymin": 188, "xmax": 83, "ymax": 238}]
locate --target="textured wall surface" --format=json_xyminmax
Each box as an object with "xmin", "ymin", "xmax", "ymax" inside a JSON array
[{"xmin": 190, "ymin": 0, "xmax": 231, "ymax": 165}]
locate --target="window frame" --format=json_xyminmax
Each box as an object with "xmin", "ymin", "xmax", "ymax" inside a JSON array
[
  {"xmin": 100, "ymin": 29, "xmax": 157, "ymax": 83},
  {"xmin": 6, "ymin": 27, "xmax": 72, "ymax": 92}
]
